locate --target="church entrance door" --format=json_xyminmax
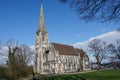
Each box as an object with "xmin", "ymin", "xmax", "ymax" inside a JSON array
[{"xmin": 58, "ymin": 64, "xmax": 62, "ymax": 72}]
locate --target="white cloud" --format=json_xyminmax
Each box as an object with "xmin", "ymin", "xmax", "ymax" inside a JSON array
[
  {"xmin": 73, "ymin": 30, "xmax": 120, "ymax": 62},
  {"xmin": 95, "ymin": 30, "xmax": 120, "ymax": 43},
  {"xmin": 74, "ymin": 30, "xmax": 120, "ymax": 49},
  {"xmin": 29, "ymin": 45, "xmax": 34, "ymax": 51},
  {"xmin": 0, "ymin": 46, "xmax": 8, "ymax": 64}
]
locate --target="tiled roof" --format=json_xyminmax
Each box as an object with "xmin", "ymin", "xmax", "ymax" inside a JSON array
[
  {"xmin": 51, "ymin": 43, "xmax": 85, "ymax": 57},
  {"xmin": 51, "ymin": 43, "xmax": 78, "ymax": 56},
  {"xmin": 75, "ymin": 48, "xmax": 85, "ymax": 59}
]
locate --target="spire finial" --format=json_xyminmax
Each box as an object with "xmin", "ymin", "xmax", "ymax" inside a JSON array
[
  {"xmin": 41, "ymin": 0, "xmax": 43, "ymax": 5},
  {"xmin": 37, "ymin": 0, "xmax": 46, "ymax": 33},
  {"xmin": 40, "ymin": 0, "xmax": 43, "ymax": 10},
  {"xmin": 40, "ymin": 0, "xmax": 43, "ymax": 12}
]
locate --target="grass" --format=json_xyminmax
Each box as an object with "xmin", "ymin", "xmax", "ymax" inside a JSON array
[
  {"xmin": 37, "ymin": 69, "xmax": 120, "ymax": 80},
  {"xmin": 17, "ymin": 75, "xmax": 32, "ymax": 80}
]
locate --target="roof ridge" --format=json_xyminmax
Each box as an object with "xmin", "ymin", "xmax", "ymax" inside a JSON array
[
  {"xmin": 75, "ymin": 48, "xmax": 82, "ymax": 50},
  {"xmin": 51, "ymin": 42, "xmax": 73, "ymax": 47},
  {"xmin": 51, "ymin": 42, "xmax": 79, "ymax": 56}
]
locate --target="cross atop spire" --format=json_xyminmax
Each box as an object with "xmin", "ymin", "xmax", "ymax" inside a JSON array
[{"xmin": 37, "ymin": 0, "xmax": 47, "ymax": 33}]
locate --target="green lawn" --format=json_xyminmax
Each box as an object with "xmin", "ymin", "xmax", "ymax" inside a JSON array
[{"xmin": 37, "ymin": 69, "xmax": 120, "ymax": 80}]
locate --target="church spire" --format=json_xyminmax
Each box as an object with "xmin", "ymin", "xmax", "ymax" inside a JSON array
[
  {"xmin": 34, "ymin": 0, "xmax": 49, "ymax": 74},
  {"xmin": 37, "ymin": 0, "xmax": 46, "ymax": 33}
]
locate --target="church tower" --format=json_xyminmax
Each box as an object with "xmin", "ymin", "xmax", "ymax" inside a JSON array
[{"xmin": 34, "ymin": 1, "xmax": 49, "ymax": 74}]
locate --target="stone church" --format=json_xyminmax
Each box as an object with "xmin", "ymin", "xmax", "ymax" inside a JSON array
[{"xmin": 34, "ymin": 3, "xmax": 91, "ymax": 74}]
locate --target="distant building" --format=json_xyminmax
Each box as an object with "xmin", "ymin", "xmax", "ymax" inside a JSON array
[{"xmin": 34, "ymin": 3, "xmax": 91, "ymax": 74}]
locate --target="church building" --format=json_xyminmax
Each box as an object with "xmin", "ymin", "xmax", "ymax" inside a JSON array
[{"xmin": 34, "ymin": 3, "xmax": 91, "ymax": 74}]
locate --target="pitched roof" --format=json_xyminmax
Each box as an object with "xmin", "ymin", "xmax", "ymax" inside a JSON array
[
  {"xmin": 51, "ymin": 43, "xmax": 87, "ymax": 59},
  {"xmin": 75, "ymin": 48, "xmax": 85, "ymax": 59},
  {"xmin": 51, "ymin": 43, "xmax": 80, "ymax": 56}
]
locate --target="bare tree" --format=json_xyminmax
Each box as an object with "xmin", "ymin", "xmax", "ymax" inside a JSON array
[
  {"xmin": 6, "ymin": 39, "xmax": 18, "ymax": 79},
  {"xmin": 6, "ymin": 39, "xmax": 33, "ymax": 79},
  {"xmin": 107, "ymin": 43, "xmax": 117, "ymax": 68},
  {"xmin": 15, "ymin": 44, "xmax": 33, "ymax": 65},
  {"xmin": 116, "ymin": 39, "xmax": 120, "ymax": 60},
  {"xmin": 88, "ymin": 39, "xmax": 107, "ymax": 70},
  {"xmin": 107, "ymin": 44, "xmax": 114, "ymax": 51},
  {"xmin": 107, "ymin": 43, "xmax": 117, "ymax": 55},
  {"xmin": 14, "ymin": 44, "xmax": 33, "ymax": 77},
  {"xmin": 59, "ymin": 0, "xmax": 120, "ymax": 22},
  {"xmin": 107, "ymin": 39, "xmax": 120, "ymax": 60}
]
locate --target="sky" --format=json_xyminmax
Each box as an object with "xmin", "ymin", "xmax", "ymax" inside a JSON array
[{"xmin": 0, "ymin": 0, "xmax": 120, "ymax": 46}]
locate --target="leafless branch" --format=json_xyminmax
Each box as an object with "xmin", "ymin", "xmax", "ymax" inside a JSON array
[{"xmin": 59, "ymin": 0, "xmax": 120, "ymax": 23}]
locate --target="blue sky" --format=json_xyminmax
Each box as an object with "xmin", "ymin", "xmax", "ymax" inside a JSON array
[{"xmin": 0, "ymin": 0, "xmax": 119, "ymax": 46}]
